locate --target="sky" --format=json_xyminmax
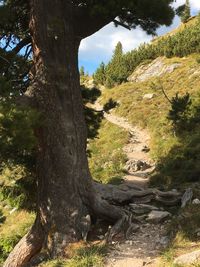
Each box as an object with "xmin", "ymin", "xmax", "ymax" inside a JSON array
[{"xmin": 79, "ymin": 0, "xmax": 200, "ymax": 74}]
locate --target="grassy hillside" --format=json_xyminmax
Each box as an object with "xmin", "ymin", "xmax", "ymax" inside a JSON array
[
  {"xmin": 98, "ymin": 54, "xmax": 200, "ymax": 266},
  {"xmin": 100, "ymin": 54, "xmax": 200, "ymax": 188}
]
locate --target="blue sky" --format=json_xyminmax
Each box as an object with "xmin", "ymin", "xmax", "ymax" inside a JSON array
[{"xmin": 79, "ymin": 0, "xmax": 200, "ymax": 74}]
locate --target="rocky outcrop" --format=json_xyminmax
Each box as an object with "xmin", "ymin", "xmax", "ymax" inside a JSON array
[{"xmin": 128, "ymin": 57, "xmax": 182, "ymax": 82}]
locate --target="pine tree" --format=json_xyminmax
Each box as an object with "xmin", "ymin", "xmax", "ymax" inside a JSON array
[
  {"xmin": 0, "ymin": 1, "xmax": 175, "ymax": 265},
  {"xmin": 80, "ymin": 66, "xmax": 85, "ymax": 76},
  {"xmin": 176, "ymin": 0, "xmax": 191, "ymax": 23},
  {"xmin": 93, "ymin": 62, "xmax": 106, "ymax": 85},
  {"xmin": 106, "ymin": 42, "xmax": 127, "ymax": 86}
]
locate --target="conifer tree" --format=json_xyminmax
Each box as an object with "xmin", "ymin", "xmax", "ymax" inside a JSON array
[
  {"xmin": 176, "ymin": 0, "xmax": 191, "ymax": 23},
  {"xmin": 0, "ymin": 1, "xmax": 175, "ymax": 265},
  {"xmin": 106, "ymin": 42, "xmax": 127, "ymax": 86},
  {"xmin": 80, "ymin": 66, "xmax": 85, "ymax": 76},
  {"xmin": 93, "ymin": 62, "xmax": 106, "ymax": 85}
]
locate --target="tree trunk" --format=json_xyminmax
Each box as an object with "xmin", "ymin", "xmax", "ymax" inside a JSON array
[{"xmin": 3, "ymin": 1, "xmax": 123, "ymax": 266}]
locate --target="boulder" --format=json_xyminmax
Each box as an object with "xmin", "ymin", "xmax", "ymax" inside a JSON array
[
  {"xmin": 146, "ymin": 210, "xmax": 171, "ymax": 223},
  {"xmin": 173, "ymin": 250, "xmax": 200, "ymax": 266}
]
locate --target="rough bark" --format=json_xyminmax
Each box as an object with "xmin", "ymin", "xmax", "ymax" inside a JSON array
[
  {"xmin": 3, "ymin": 1, "xmax": 180, "ymax": 267},
  {"xmin": 4, "ymin": 1, "xmax": 122, "ymax": 266}
]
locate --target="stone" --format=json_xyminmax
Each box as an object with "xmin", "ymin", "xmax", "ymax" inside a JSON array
[
  {"xmin": 173, "ymin": 250, "xmax": 200, "ymax": 265},
  {"xmin": 181, "ymin": 188, "xmax": 193, "ymax": 208},
  {"xmin": 9, "ymin": 207, "xmax": 18, "ymax": 214},
  {"xmin": 192, "ymin": 198, "xmax": 200, "ymax": 205},
  {"xmin": 127, "ymin": 57, "xmax": 182, "ymax": 83},
  {"xmin": 125, "ymin": 159, "xmax": 151, "ymax": 172},
  {"xmin": 159, "ymin": 236, "xmax": 170, "ymax": 247},
  {"xmin": 143, "ymin": 93, "xmax": 156, "ymax": 100},
  {"xmin": 146, "ymin": 210, "xmax": 171, "ymax": 224}
]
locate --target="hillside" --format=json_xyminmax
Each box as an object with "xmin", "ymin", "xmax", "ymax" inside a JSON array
[
  {"xmin": 1, "ymin": 12, "xmax": 200, "ymax": 267},
  {"xmin": 100, "ymin": 54, "xmax": 200, "ymax": 187},
  {"xmin": 94, "ymin": 56, "xmax": 200, "ymax": 267}
]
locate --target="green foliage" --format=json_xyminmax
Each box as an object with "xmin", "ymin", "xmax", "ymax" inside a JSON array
[
  {"xmin": 0, "ymin": 211, "xmax": 35, "ymax": 263},
  {"xmin": 167, "ymin": 93, "xmax": 192, "ymax": 132},
  {"xmin": 103, "ymin": 98, "xmax": 118, "ymax": 113},
  {"xmin": 67, "ymin": 244, "xmax": 107, "ymax": 267},
  {"xmin": 196, "ymin": 56, "xmax": 200, "ymax": 64},
  {"xmin": 95, "ymin": 15, "xmax": 200, "ymax": 87},
  {"xmin": 180, "ymin": 0, "xmax": 191, "ymax": 23},
  {"xmin": 106, "ymin": 42, "xmax": 127, "ymax": 86},
  {"xmin": 40, "ymin": 244, "xmax": 107, "ymax": 267},
  {"xmin": 0, "ymin": 209, "xmax": 6, "ymax": 223},
  {"xmin": 89, "ymin": 120, "xmax": 128, "ymax": 184},
  {"xmin": 79, "ymin": 66, "xmax": 85, "ymax": 76},
  {"xmin": 93, "ymin": 62, "xmax": 106, "ymax": 85},
  {"xmin": 0, "ymin": 103, "xmax": 39, "ymax": 169}
]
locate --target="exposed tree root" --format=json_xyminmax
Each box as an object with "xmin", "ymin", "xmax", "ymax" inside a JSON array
[
  {"xmin": 94, "ymin": 182, "xmax": 181, "ymax": 206},
  {"xmin": 4, "ymin": 183, "xmax": 182, "ymax": 267}
]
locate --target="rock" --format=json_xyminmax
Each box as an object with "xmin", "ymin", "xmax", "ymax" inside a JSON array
[
  {"xmin": 97, "ymin": 235, "xmax": 105, "ymax": 240},
  {"xmin": 146, "ymin": 211, "xmax": 171, "ymax": 224},
  {"xmin": 181, "ymin": 188, "xmax": 193, "ymax": 208},
  {"xmin": 9, "ymin": 207, "xmax": 18, "ymax": 214},
  {"xmin": 125, "ymin": 159, "xmax": 151, "ymax": 172},
  {"xmin": 159, "ymin": 236, "xmax": 170, "ymax": 246},
  {"xmin": 192, "ymin": 198, "xmax": 200, "ymax": 205},
  {"xmin": 128, "ymin": 57, "xmax": 182, "ymax": 83},
  {"xmin": 173, "ymin": 250, "xmax": 200, "ymax": 266},
  {"xmin": 194, "ymin": 228, "xmax": 200, "ymax": 237},
  {"xmin": 143, "ymin": 93, "xmax": 156, "ymax": 100}
]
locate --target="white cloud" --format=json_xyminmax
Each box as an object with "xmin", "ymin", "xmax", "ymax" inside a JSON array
[
  {"xmin": 173, "ymin": 0, "xmax": 200, "ymax": 11},
  {"xmin": 79, "ymin": 0, "xmax": 200, "ymax": 73},
  {"xmin": 79, "ymin": 23, "xmax": 151, "ymax": 63},
  {"xmin": 190, "ymin": 0, "xmax": 200, "ymax": 10}
]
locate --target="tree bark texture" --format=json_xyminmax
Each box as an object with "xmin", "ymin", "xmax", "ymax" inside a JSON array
[
  {"xmin": 3, "ymin": 1, "xmax": 180, "ymax": 266},
  {"xmin": 4, "ymin": 1, "xmax": 123, "ymax": 266}
]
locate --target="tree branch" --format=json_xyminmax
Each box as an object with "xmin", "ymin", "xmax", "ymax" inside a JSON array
[
  {"xmin": 73, "ymin": 7, "xmax": 116, "ymax": 39},
  {"xmin": 12, "ymin": 35, "xmax": 32, "ymax": 54},
  {"xmin": 113, "ymin": 19, "xmax": 131, "ymax": 30}
]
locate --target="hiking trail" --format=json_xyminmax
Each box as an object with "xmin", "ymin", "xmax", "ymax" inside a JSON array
[{"xmin": 93, "ymin": 101, "xmax": 171, "ymax": 267}]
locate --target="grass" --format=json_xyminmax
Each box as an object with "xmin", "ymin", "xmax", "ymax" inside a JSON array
[
  {"xmin": 39, "ymin": 243, "xmax": 107, "ymax": 267},
  {"xmin": 0, "ymin": 209, "xmax": 35, "ymax": 264},
  {"xmin": 88, "ymin": 119, "xmax": 129, "ymax": 184},
  {"xmin": 100, "ymin": 54, "xmax": 200, "ymax": 188},
  {"xmin": 160, "ymin": 230, "xmax": 200, "ymax": 267}
]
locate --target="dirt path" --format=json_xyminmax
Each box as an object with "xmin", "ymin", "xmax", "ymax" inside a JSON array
[
  {"xmin": 94, "ymin": 102, "xmax": 170, "ymax": 267},
  {"xmin": 94, "ymin": 102, "xmax": 154, "ymax": 188}
]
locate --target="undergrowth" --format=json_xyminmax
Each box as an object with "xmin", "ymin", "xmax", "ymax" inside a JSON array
[
  {"xmin": 0, "ymin": 210, "xmax": 35, "ymax": 264},
  {"xmin": 100, "ymin": 54, "xmax": 200, "ymax": 188},
  {"xmin": 40, "ymin": 243, "xmax": 107, "ymax": 267},
  {"xmin": 88, "ymin": 119, "xmax": 128, "ymax": 184}
]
